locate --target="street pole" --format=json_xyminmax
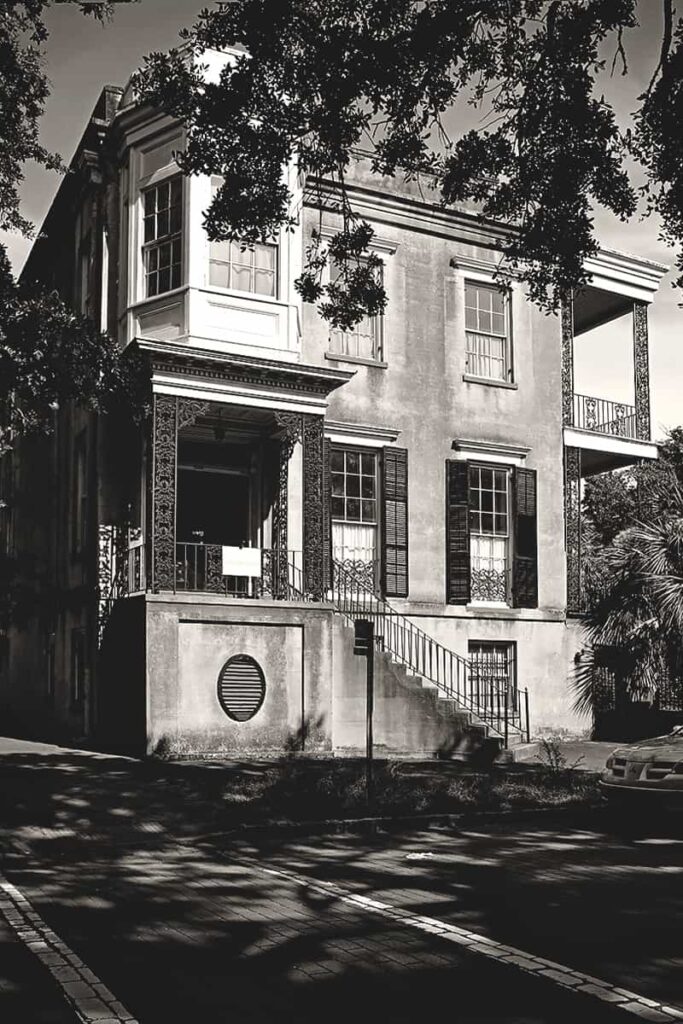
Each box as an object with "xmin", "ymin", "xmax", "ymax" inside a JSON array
[
  {"xmin": 353, "ymin": 618, "xmax": 374, "ymax": 808},
  {"xmin": 366, "ymin": 633, "xmax": 374, "ymax": 807}
]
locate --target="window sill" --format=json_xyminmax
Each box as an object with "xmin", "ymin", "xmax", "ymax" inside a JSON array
[
  {"xmin": 129, "ymin": 286, "xmax": 187, "ymax": 311},
  {"xmin": 462, "ymin": 374, "xmax": 518, "ymax": 390},
  {"xmin": 325, "ymin": 352, "xmax": 388, "ymax": 369},
  {"xmin": 467, "ymin": 600, "xmax": 511, "ymax": 610}
]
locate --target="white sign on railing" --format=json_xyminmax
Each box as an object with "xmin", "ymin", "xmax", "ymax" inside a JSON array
[{"xmin": 221, "ymin": 546, "xmax": 261, "ymax": 578}]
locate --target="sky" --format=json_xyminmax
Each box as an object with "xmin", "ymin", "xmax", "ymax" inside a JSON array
[{"xmin": 2, "ymin": 0, "xmax": 680, "ymax": 439}]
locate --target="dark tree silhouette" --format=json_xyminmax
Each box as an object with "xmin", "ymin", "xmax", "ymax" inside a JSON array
[{"xmin": 137, "ymin": 0, "xmax": 682, "ymax": 329}]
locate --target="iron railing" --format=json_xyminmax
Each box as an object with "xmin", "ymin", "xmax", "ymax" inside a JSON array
[
  {"xmin": 573, "ymin": 393, "xmax": 637, "ymax": 439},
  {"xmin": 174, "ymin": 544, "xmax": 307, "ymax": 599},
  {"xmin": 332, "ymin": 559, "xmax": 529, "ymax": 745}
]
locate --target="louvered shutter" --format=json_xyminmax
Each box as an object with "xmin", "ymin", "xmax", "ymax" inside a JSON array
[
  {"xmin": 512, "ymin": 467, "xmax": 538, "ymax": 608},
  {"xmin": 382, "ymin": 447, "xmax": 409, "ymax": 597},
  {"xmin": 446, "ymin": 461, "xmax": 470, "ymax": 604},
  {"xmin": 322, "ymin": 438, "xmax": 332, "ymax": 590}
]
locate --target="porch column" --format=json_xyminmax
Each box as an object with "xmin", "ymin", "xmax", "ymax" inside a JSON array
[
  {"xmin": 302, "ymin": 414, "xmax": 326, "ymax": 600},
  {"xmin": 273, "ymin": 412, "xmax": 303, "ymax": 596},
  {"xmin": 561, "ymin": 293, "xmax": 575, "ymax": 428},
  {"xmin": 633, "ymin": 301, "xmax": 651, "ymax": 441},
  {"xmin": 564, "ymin": 445, "xmax": 582, "ymax": 616},
  {"xmin": 150, "ymin": 394, "xmax": 209, "ymax": 593}
]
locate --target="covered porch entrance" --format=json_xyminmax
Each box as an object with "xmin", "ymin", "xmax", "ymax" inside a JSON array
[{"xmin": 126, "ymin": 343, "xmax": 354, "ymax": 604}]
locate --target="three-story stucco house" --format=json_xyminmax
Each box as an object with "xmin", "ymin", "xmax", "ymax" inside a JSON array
[{"xmin": 0, "ymin": 67, "xmax": 667, "ymax": 759}]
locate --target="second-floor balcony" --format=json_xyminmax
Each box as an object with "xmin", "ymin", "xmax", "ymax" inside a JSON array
[
  {"xmin": 572, "ymin": 393, "xmax": 637, "ymax": 440},
  {"xmin": 562, "ymin": 253, "xmax": 666, "ymax": 477}
]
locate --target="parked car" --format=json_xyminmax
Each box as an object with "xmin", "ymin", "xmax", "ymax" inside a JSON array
[{"xmin": 601, "ymin": 726, "xmax": 683, "ymax": 803}]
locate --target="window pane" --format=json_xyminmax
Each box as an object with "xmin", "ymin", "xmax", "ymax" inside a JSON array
[
  {"xmin": 158, "ymin": 266, "xmax": 171, "ymax": 294},
  {"xmin": 254, "ymin": 269, "xmax": 275, "ymax": 296},
  {"xmin": 147, "ymin": 272, "xmax": 158, "ymax": 297},
  {"xmin": 481, "ymin": 490, "xmax": 493, "ymax": 513},
  {"xmin": 170, "ymin": 202, "xmax": 182, "ymax": 234},
  {"xmin": 481, "ymin": 513, "xmax": 494, "ymax": 534},
  {"xmin": 494, "ymin": 491, "xmax": 507, "ymax": 514},
  {"xmin": 346, "ymin": 498, "xmax": 360, "ymax": 521},
  {"xmin": 330, "ymin": 450, "xmax": 344, "ymax": 472},
  {"xmin": 361, "ymin": 453, "xmax": 375, "ymax": 476},
  {"xmin": 490, "ymin": 288, "xmax": 504, "ymax": 315},
  {"xmin": 171, "ymin": 178, "xmax": 182, "ymax": 206},
  {"xmin": 346, "ymin": 452, "xmax": 359, "ymax": 473},
  {"xmin": 157, "ymin": 180, "xmax": 169, "ymax": 210},
  {"xmin": 254, "ymin": 244, "xmax": 275, "ymax": 269},
  {"xmin": 491, "ymin": 311, "xmax": 506, "ymax": 335},
  {"xmin": 361, "ymin": 500, "xmax": 376, "ymax": 522},
  {"xmin": 331, "ymin": 497, "xmax": 344, "ymax": 519},
  {"xmin": 144, "ymin": 190, "xmax": 156, "ymax": 217},
  {"xmin": 479, "ymin": 468, "xmax": 493, "ymax": 490},
  {"xmin": 211, "ymin": 240, "xmax": 231, "ymax": 263},
  {"xmin": 156, "ymin": 209, "xmax": 170, "ymax": 238},
  {"xmin": 209, "ymin": 261, "xmax": 228, "ymax": 288},
  {"xmin": 494, "ymin": 514, "xmax": 507, "ymax": 534},
  {"xmin": 494, "ymin": 470, "xmax": 507, "ymax": 491},
  {"xmin": 331, "ymin": 474, "xmax": 344, "ymax": 496},
  {"xmin": 361, "ymin": 476, "xmax": 375, "ymax": 498},
  {"xmin": 158, "ymin": 242, "xmax": 171, "ymax": 268},
  {"xmin": 171, "ymin": 263, "xmax": 181, "ymax": 290},
  {"xmin": 233, "ymin": 265, "xmax": 252, "ymax": 291},
  {"xmin": 347, "ymin": 475, "xmax": 360, "ymax": 497},
  {"xmin": 144, "ymin": 215, "xmax": 155, "ymax": 243},
  {"xmin": 148, "ymin": 247, "xmax": 158, "ymax": 272}
]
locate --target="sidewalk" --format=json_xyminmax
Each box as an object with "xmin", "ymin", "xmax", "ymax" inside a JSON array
[
  {"xmin": 0, "ymin": 738, "xmax": 653, "ymax": 1024},
  {"xmin": 0, "ymin": 910, "xmax": 77, "ymax": 1023}
]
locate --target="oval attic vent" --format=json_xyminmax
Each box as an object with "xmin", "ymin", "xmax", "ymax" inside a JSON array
[{"xmin": 217, "ymin": 655, "xmax": 266, "ymax": 722}]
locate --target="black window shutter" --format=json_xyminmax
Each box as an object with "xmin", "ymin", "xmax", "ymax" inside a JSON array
[
  {"xmin": 512, "ymin": 467, "xmax": 538, "ymax": 608},
  {"xmin": 382, "ymin": 447, "xmax": 408, "ymax": 597},
  {"xmin": 446, "ymin": 461, "xmax": 470, "ymax": 604},
  {"xmin": 322, "ymin": 438, "xmax": 332, "ymax": 590}
]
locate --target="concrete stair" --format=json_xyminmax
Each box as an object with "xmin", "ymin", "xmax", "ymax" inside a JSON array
[{"xmin": 335, "ymin": 623, "xmax": 517, "ymax": 762}]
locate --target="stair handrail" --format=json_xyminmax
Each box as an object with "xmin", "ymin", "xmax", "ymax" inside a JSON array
[{"xmin": 330, "ymin": 558, "xmax": 529, "ymax": 743}]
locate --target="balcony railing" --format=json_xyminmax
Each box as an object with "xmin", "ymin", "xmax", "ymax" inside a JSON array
[
  {"xmin": 175, "ymin": 544, "xmax": 307, "ymax": 599},
  {"xmin": 572, "ymin": 393, "xmax": 637, "ymax": 439}
]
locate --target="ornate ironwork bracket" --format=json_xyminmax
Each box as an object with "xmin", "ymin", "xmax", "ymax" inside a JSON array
[
  {"xmin": 633, "ymin": 301, "xmax": 651, "ymax": 441},
  {"xmin": 302, "ymin": 415, "xmax": 325, "ymax": 600},
  {"xmin": 151, "ymin": 394, "xmax": 211, "ymax": 593},
  {"xmin": 270, "ymin": 412, "xmax": 303, "ymax": 597},
  {"xmin": 561, "ymin": 294, "xmax": 574, "ymax": 428},
  {"xmin": 564, "ymin": 446, "xmax": 582, "ymax": 615}
]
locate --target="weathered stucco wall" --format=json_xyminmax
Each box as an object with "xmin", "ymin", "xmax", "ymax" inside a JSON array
[{"xmin": 143, "ymin": 594, "xmax": 335, "ymax": 757}]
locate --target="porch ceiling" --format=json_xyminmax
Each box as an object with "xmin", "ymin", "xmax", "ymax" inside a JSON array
[{"xmin": 573, "ymin": 285, "xmax": 634, "ymax": 336}]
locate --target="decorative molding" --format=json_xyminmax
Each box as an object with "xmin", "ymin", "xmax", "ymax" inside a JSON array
[
  {"xmin": 137, "ymin": 338, "xmax": 353, "ymax": 396},
  {"xmin": 450, "ymin": 254, "xmax": 516, "ymax": 279},
  {"xmin": 564, "ymin": 446, "xmax": 583, "ymax": 616},
  {"xmin": 451, "ymin": 438, "xmax": 531, "ymax": 466},
  {"xmin": 633, "ymin": 301, "xmax": 651, "ymax": 441},
  {"xmin": 325, "ymin": 420, "xmax": 401, "ymax": 446},
  {"xmin": 583, "ymin": 249, "xmax": 669, "ymax": 304},
  {"xmin": 316, "ymin": 223, "xmax": 399, "ymax": 254},
  {"xmin": 561, "ymin": 295, "xmax": 575, "ymax": 428}
]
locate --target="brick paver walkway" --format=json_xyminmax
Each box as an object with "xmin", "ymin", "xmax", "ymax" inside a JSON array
[{"xmin": 0, "ymin": 740, "xmax": 681, "ymax": 1023}]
